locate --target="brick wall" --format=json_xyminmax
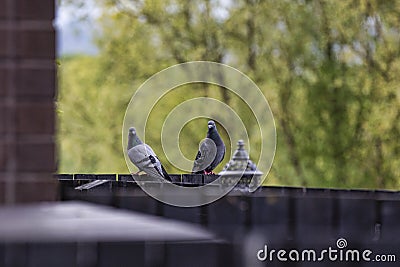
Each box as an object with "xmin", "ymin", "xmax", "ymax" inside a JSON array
[{"xmin": 0, "ymin": 0, "xmax": 57, "ymax": 203}]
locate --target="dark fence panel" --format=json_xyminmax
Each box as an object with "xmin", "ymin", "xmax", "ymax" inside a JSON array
[{"xmin": 56, "ymin": 174, "xmax": 400, "ymax": 267}]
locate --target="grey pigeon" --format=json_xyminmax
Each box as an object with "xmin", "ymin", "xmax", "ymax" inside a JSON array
[
  {"xmin": 192, "ymin": 120, "xmax": 226, "ymax": 174},
  {"xmin": 127, "ymin": 127, "xmax": 171, "ymax": 181}
]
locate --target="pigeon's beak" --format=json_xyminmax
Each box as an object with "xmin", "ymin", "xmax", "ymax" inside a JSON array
[{"xmin": 208, "ymin": 125, "xmax": 213, "ymax": 129}]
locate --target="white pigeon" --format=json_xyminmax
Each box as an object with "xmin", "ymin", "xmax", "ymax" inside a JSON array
[{"xmin": 127, "ymin": 127, "xmax": 171, "ymax": 181}]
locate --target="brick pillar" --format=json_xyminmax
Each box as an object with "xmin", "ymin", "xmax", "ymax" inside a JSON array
[{"xmin": 0, "ymin": 0, "xmax": 57, "ymax": 203}]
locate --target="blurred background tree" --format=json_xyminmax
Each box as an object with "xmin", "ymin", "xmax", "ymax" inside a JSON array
[{"xmin": 57, "ymin": 0, "xmax": 400, "ymax": 189}]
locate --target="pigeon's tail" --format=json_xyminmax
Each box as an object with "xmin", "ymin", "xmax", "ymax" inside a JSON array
[{"xmin": 161, "ymin": 165, "xmax": 171, "ymax": 182}]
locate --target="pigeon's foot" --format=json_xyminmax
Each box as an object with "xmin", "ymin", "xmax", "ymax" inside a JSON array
[
  {"xmin": 131, "ymin": 171, "xmax": 142, "ymax": 176},
  {"xmin": 204, "ymin": 171, "xmax": 216, "ymax": 175}
]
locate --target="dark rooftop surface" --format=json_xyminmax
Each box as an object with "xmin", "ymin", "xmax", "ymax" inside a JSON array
[
  {"xmin": 0, "ymin": 201, "xmax": 216, "ymax": 243},
  {"xmin": 0, "ymin": 175, "xmax": 398, "ymax": 266},
  {"xmin": 0, "ymin": 202, "xmax": 231, "ymax": 267}
]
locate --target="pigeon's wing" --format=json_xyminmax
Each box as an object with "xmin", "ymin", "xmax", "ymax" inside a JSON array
[
  {"xmin": 127, "ymin": 144, "xmax": 165, "ymax": 179},
  {"xmin": 215, "ymin": 144, "xmax": 226, "ymax": 168},
  {"xmin": 192, "ymin": 138, "xmax": 217, "ymax": 173},
  {"xmin": 207, "ymin": 129, "xmax": 226, "ymax": 171},
  {"xmin": 154, "ymin": 155, "xmax": 171, "ymax": 181},
  {"xmin": 207, "ymin": 146, "xmax": 225, "ymax": 172},
  {"xmin": 160, "ymin": 164, "xmax": 171, "ymax": 181}
]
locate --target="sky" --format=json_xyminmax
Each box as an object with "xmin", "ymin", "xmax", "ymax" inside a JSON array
[
  {"xmin": 55, "ymin": 0, "xmax": 234, "ymax": 56},
  {"xmin": 55, "ymin": 0, "xmax": 100, "ymax": 56}
]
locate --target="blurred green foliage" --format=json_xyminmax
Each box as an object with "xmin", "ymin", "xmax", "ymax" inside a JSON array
[{"xmin": 58, "ymin": 0, "xmax": 400, "ymax": 189}]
